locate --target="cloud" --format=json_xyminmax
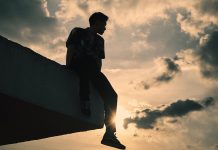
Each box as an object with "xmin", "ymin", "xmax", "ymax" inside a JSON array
[
  {"xmin": 138, "ymin": 57, "xmax": 181, "ymax": 90},
  {"xmin": 144, "ymin": 9, "xmax": 199, "ymax": 56},
  {"xmin": 46, "ymin": 0, "xmax": 60, "ymax": 17},
  {"xmin": 55, "ymin": 0, "xmax": 88, "ymax": 23},
  {"xmin": 176, "ymin": 12, "xmax": 206, "ymax": 38},
  {"xmin": 0, "ymin": 0, "xmax": 71, "ymax": 64},
  {"xmin": 175, "ymin": 48, "xmax": 197, "ymax": 64},
  {"xmin": 1, "ymin": 0, "xmax": 218, "ymax": 69},
  {"xmin": 86, "ymin": 0, "xmax": 170, "ymax": 27},
  {"xmin": 197, "ymin": 0, "xmax": 218, "ymax": 16},
  {"xmin": 0, "ymin": 0, "xmax": 57, "ymax": 42},
  {"xmin": 162, "ymin": 28, "xmax": 218, "ymax": 81},
  {"xmin": 175, "ymin": 30, "xmax": 218, "ymax": 80},
  {"xmin": 174, "ymin": 0, "xmax": 218, "ymax": 38},
  {"xmin": 123, "ymin": 97, "xmax": 215, "ymax": 129},
  {"xmin": 197, "ymin": 30, "xmax": 218, "ymax": 79},
  {"xmin": 114, "ymin": 8, "xmax": 199, "ymax": 69},
  {"xmin": 142, "ymin": 28, "xmax": 218, "ymax": 92},
  {"xmin": 155, "ymin": 57, "xmax": 180, "ymax": 82}
]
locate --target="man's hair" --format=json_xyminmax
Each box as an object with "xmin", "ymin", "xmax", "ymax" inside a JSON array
[{"xmin": 89, "ymin": 12, "xmax": 108, "ymax": 26}]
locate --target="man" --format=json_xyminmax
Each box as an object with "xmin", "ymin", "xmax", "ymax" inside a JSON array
[{"xmin": 66, "ymin": 12, "xmax": 126, "ymax": 149}]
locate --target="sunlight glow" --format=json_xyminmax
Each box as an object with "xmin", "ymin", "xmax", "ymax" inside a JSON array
[{"xmin": 115, "ymin": 105, "xmax": 130, "ymax": 131}]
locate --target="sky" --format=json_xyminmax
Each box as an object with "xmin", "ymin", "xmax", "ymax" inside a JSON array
[{"xmin": 0, "ymin": 0, "xmax": 218, "ymax": 150}]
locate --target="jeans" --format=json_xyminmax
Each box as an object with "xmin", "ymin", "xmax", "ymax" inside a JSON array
[{"xmin": 72, "ymin": 57, "xmax": 117, "ymax": 132}]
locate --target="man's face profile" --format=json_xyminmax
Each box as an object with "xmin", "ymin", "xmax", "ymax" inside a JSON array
[{"xmin": 96, "ymin": 21, "xmax": 107, "ymax": 35}]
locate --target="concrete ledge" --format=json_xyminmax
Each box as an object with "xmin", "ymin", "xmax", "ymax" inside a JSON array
[{"xmin": 0, "ymin": 35, "xmax": 104, "ymax": 145}]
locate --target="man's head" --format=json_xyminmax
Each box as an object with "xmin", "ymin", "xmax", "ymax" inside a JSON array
[{"xmin": 89, "ymin": 12, "xmax": 108, "ymax": 35}]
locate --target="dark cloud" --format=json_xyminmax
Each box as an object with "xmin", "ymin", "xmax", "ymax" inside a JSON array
[
  {"xmin": 155, "ymin": 57, "xmax": 180, "ymax": 82},
  {"xmin": 0, "ymin": 0, "xmax": 57, "ymax": 43},
  {"xmin": 139, "ymin": 57, "xmax": 181, "ymax": 90},
  {"xmin": 197, "ymin": 0, "xmax": 218, "ymax": 16},
  {"xmin": 123, "ymin": 97, "xmax": 215, "ymax": 129},
  {"xmin": 46, "ymin": 0, "xmax": 60, "ymax": 17},
  {"xmin": 163, "ymin": 99, "xmax": 202, "ymax": 116},
  {"xmin": 140, "ymin": 9, "xmax": 198, "ymax": 57},
  {"xmin": 201, "ymin": 97, "xmax": 215, "ymax": 107},
  {"xmin": 198, "ymin": 31, "xmax": 218, "ymax": 79}
]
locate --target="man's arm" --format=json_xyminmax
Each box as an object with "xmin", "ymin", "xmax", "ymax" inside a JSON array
[{"xmin": 66, "ymin": 28, "xmax": 81, "ymax": 67}]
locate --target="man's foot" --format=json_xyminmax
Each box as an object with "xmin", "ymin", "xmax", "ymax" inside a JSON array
[
  {"xmin": 80, "ymin": 101, "xmax": 91, "ymax": 117},
  {"xmin": 101, "ymin": 131, "xmax": 126, "ymax": 149}
]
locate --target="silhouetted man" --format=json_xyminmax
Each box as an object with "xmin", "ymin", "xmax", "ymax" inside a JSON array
[{"xmin": 66, "ymin": 12, "xmax": 125, "ymax": 149}]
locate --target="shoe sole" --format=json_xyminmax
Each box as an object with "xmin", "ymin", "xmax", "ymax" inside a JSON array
[{"xmin": 101, "ymin": 140, "xmax": 126, "ymax": 149}]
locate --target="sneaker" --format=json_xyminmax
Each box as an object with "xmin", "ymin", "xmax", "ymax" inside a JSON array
[
  {"xmin": 101, "ymin": 132, "xmax": 126, "ymax": 149},
  {"xmin": 80, "ymin": 100, "xmax": 91, "ymax": 117}
]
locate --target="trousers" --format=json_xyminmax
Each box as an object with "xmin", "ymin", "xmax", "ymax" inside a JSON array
[{"xmin": 72, "ymin": 58, "xmax": 117, "ymax": 132}]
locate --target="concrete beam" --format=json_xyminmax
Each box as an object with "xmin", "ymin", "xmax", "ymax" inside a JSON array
[{"xmin": 0, "ymin": 35, "xmax": 104, "ymax": 145}]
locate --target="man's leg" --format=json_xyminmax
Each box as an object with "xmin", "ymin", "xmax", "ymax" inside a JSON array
[
  {"xmin": 91, "ymin": 72, "xmax": 117, "ymax": 132},
  {"xmin": 91, "ymin": 72, "xmax": 125, "ymax": 149},
  {"xmin": 78, "ymin": 71, "xmax": 92, "ymax": 116},
  {"xmin": 78, "ymin": 71, "xmax": 90, "ymax": 101},
  {"xmin": 73, "ymin": 62, "xmax": 91, "ymax": 116}
]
